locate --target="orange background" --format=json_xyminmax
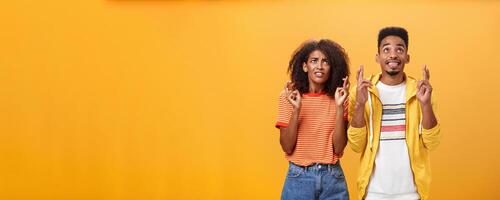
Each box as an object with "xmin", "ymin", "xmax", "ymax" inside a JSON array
[{"xmin": 1, "ymin": 0, "xmax": 499, "ymax": 199}]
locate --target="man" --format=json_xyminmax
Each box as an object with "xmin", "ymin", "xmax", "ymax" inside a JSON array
[{"xmin": 348, "ymin": 27, "xmax": 442, "ymax": 200}]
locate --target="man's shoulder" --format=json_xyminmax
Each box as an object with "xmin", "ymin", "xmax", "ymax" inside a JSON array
[{"xmin": 405, "ymin": 75, "xmax": 418, "ymax": 84}]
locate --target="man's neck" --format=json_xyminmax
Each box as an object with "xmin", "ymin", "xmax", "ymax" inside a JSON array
[{"xmin": 380, "ymin": 73, "xmax": 405, "ymax": 85}]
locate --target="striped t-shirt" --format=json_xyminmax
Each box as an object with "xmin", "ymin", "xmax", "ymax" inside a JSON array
[
  {"xmin": 366, "ymin": 81, "xmax": 419, "ymax": 200},
  {"xmin": 275, "ymin": 90, "xmax": 347, "ymax": 166}
]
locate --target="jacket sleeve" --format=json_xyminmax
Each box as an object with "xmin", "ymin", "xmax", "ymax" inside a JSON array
[
  {"xmin": 347, "ymin": 86, "xmax": 368, "ymax": 153},
  {"xmin": 421, "ymin": 100, "xmax": 442, "ymax": 151}
]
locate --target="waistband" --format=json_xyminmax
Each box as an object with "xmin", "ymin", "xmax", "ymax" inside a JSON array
[{"xmin": 289, "ymin": 161, "xmax": 340, "ymax": 172}]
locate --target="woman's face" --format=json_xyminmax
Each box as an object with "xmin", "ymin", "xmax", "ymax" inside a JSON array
[{"xmin": 303, "ymin": 50, "xmax": 330, "ymax": 87}]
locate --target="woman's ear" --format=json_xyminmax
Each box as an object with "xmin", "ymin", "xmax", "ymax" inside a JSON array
[{"xmin": 303, "ymin": 63, "xmax": 308, "ymax": 72}]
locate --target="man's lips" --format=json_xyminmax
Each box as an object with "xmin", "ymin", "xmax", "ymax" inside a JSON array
[{"xmin": 386, "ymin": 60, "xmax": 401, "ymax": 67}]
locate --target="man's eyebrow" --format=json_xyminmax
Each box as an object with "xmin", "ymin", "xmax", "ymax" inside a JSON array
[{"xmin": 382, "ymin": 43, "xmax": 406, "ymax": 48}]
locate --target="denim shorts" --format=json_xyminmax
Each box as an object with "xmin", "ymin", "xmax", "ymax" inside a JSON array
[{"xmin": 281, "ymin": 161, "xmax": 349, "ymax": 200}]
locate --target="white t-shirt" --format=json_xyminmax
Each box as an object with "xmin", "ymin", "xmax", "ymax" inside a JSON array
[{"xmin": 365, "ymin": 81, "xmax": 419, "ymax": 200}]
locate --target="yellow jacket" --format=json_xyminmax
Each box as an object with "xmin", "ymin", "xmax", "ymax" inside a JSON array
[{"xmin": 347, "ymin": 73, "xmax": 442, "ymax": 200}]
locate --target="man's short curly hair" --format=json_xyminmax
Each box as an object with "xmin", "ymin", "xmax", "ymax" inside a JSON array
[{"xmin": 378, "ymin": 26, "xmax": 409, "ymax": 51}]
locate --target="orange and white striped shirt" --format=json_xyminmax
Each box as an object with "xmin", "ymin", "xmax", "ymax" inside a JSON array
[{"xmin": 275, "ymin": 90, "xmax": 348, "ymax": 166}]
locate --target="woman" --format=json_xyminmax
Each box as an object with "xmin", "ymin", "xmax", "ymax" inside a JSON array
[{"xmin": 275, "ymin": 39, "xmax": 350, "ymax": 200}]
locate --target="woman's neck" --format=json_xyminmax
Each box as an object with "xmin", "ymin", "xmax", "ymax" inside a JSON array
[{"xmin": 308, "ymin": 83, "xmax": 325, "ymax": 93}]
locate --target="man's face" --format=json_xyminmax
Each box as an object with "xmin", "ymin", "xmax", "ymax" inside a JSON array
[
  {"xmin": 376, "ymin": 35, "xmax": 410, "ymax": 76},
  {"xmin": 303, "ymin": 50, "xmax": 331, "ymax": 86}
]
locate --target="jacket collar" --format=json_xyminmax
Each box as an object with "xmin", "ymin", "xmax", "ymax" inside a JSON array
[{"xmin": 367, "ymin": 72, "xmax": 418, "ymax": 103}]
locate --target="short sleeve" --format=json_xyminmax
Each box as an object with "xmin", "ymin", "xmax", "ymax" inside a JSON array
[{"xmin": 275, "ymin": 90, "xmax": 293, "ymax": 129}]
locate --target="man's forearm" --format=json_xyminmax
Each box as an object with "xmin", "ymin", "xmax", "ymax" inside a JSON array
[
  {"xmin": 351, "ymin": 102, "xmax": 366, "ymax": 128},
  {"xmin": 421, "ymin": 103, "xmax": 437, "ymax": 129}
]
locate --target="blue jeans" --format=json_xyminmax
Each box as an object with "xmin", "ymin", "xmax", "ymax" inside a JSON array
[{"xmin": 281, "ymin": 162, "xmax": 349, "ymax": 200}]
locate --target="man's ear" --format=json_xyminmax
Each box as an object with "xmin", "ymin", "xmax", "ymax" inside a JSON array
[
  {"xmin": 406, "ymin": 54, "xmax": 411, "ymax": 64},
  {"xmin": 375, "ymin": 53, "xmax": 380, "ymax": 64},
  {"xmin": 303, "ymin": 63, "xmax": 308, "ymax": 72}
]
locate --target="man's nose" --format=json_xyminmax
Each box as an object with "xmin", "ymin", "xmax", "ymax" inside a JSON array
[{"xmin": 388, "ymin": 51, "xmax": 397, "ymax": 59}]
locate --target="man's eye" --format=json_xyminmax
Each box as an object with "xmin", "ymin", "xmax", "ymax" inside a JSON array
[
  {"xmin": 397, "ymin": 49, "xmax": 403, "ymax": 53},
  {"xmin": 383, "ymin": 48, "xmax": 389, "ymax": 53}
]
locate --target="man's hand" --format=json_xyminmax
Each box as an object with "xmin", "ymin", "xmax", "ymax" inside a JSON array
[
  {"xmin": 417, "ymin": 65, "xmax": 432, "ymax": 106},
  {"xmin": 350, "ymin": 65, "xmax": 372, "ymax": 128},
  {"xmin": 355, "ymin": 65, "xmax": 372, "ymax": 106}
]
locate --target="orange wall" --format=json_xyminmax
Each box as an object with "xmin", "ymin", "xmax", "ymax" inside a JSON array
[{"xmin": 0, "ymin": 0, "xmax": 499, "ymax": 199}]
